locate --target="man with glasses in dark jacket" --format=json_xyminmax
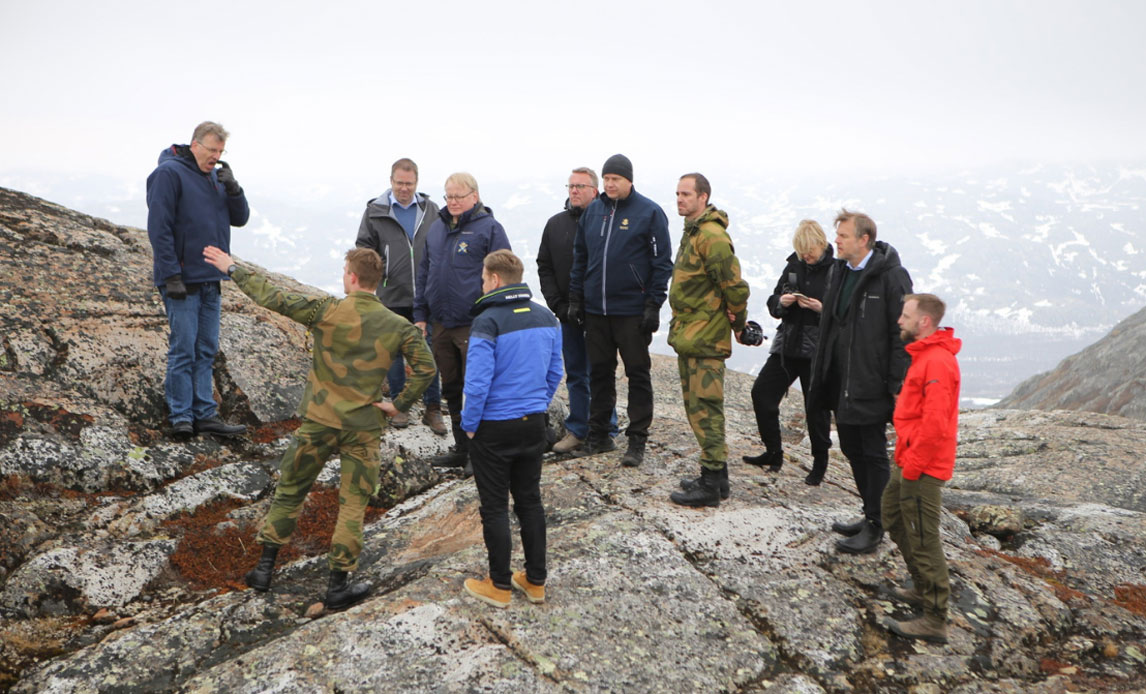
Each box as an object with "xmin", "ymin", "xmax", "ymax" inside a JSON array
[
  {"xmin": 537, "ymin": 166, "xmax": 617, "ymax": 454},
  {"xmin": 568, "ymin": 154, "xmax": 672, "ymax": 468},
  {"xmin": 415, "ymin": 172, "xmax": 512, "ymax": 471},
  {"xmin": 146, "ymin": 121, "xmax": 249, "ymax": 441}
]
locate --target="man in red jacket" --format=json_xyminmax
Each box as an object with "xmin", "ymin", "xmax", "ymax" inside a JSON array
[{"xmin": 880, "ymin": 293, "xmax": 961, "ymax": 645}]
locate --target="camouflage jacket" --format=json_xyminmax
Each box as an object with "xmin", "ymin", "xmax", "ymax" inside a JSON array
[
  {"xmin": 667, "ymin": 206, "xmax": 750, "ymax": 359},
  {"xmin": 231, "ymin": 266, "xmax": 436, "ymax": 430}
]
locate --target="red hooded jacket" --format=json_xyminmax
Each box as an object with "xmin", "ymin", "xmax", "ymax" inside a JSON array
[{"xmin": 892, "ymin": 327, "xmax": 961, "ymax": 481}]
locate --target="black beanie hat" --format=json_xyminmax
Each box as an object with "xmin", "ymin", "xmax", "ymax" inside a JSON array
[{"xmin": 602, "ymin": 153, "xmax": 633, "ymax": 182}]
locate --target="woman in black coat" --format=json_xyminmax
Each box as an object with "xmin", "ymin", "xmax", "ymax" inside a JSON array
[{"xmin": 745, "ymin": 220, "xmax": 834, "ymax": 485}]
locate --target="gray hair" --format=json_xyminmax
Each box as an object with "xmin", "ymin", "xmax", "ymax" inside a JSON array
[{"xmin": 192, "ymin": 121, "xmax": 229, "ymax": 143}]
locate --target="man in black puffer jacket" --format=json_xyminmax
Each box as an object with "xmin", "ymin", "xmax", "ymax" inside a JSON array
[
  {"xmin": 745, "ymin": 220, "xmax": 834, "ymax": 485},
  {"xmin": 810, "ymin": 209, "xmax": 913, "ymax": 555}
]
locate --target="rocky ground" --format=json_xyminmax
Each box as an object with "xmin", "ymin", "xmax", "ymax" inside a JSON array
[{"xmin": 3, "ymin": 186, "xmax": 1146, "ymax": 692}]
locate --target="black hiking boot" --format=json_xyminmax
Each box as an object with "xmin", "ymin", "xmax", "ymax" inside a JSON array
[
  {"xmin": 680, "ymin": 465, "xmax": 730, "ymax": 499},
  {"xmin": 193, "ymin": 416, "xmax": 247, "ymax": 437},
  {"xmin": 244, "ymin": 544, "xmax": 280, "ymax": 592},
  {"xmin": 582, "ymin": 436, "xmax": 617, "ymax": 455},
  {"xmin": 743, "ymin": 449, "xmax": 783, "ymax": 472},
  {"xmin": 835, "ymin": 521, "xmax": 884, "ymax": 554},
  {"xmin": 670, "ymin": 467, "xmax": 722, "ymax": 508},
  {"xmin": 621, "ymin": 436, "xmax": 645, "ymax": 467},
  {"xmin": 324, "ymin": 570, "xmax": 370, "ymax": 611},
  {"xmin": 432, "ymin": 446, "xmax": 468, "ymax": 468},
  {"xmin": 805, "ymin": 452, "xmax": 828, "ymax": 485}
]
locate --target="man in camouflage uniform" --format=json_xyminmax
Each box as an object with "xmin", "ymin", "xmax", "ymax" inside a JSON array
[
  {"xmin": 667, "ymin": 173, "xmax": 750, "ymax": 508},
  {"xmin": 203, "ymin": 245, "xmax": 435, "ymax": 610}
]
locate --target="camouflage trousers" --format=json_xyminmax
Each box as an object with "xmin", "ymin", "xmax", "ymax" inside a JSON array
[
  {"xmin": 677, "ymin": 356, "xmax": 727, "ymax": 471},
  {"xmin": 256, "ymin": 420, "xmax": 381, "ymax": 571}
]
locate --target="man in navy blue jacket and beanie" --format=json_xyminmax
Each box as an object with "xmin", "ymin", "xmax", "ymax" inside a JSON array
[
  {"xmin": 146, "ymin": 121, "xmax": 249, "ymax": 440},
  {"xmin": 461, "ymin": 249, "xmax": 562, "ymax": 609},
  {"xmin": 568, "ymin": 154, "xmax": 672, "ymax": 467},
  {"xmin": 414, "ymin": 172, "xmax": 512, "ymax": 469}
]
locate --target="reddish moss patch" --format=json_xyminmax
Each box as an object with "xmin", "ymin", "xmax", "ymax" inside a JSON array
[
  {"xmin": 1113, "ymin": 583, "xmax": 1146, "ymax": 617},
  {"xmin": 164, "ymin": 487, "xmax": 388, "ymax": 592},
  {"xmin": 975, "ymin": 547, "xmax": 1088, "ymax": 603},
  {"xmin": 249, "ymin": 418, "xmax": 301, "ymax": 445}
]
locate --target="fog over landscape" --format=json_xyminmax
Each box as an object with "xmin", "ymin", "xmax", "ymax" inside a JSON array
[{"xmin": 3, "ymin": 1, "xmax": 1145, "ymax": 405}]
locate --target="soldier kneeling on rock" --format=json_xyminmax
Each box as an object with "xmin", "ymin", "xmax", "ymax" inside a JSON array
[{"xmin": 203, "ymin": 245, "xmax": 435, "ymax": 610}]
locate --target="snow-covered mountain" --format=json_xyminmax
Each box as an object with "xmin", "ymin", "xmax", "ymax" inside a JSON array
[{"xmin": 6, "ymin": 163, "xmax": 1143, "ymax": 404}]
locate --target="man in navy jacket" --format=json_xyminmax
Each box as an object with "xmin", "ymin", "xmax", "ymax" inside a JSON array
[
  {"xmin": 146, "ymin": 121, "xmax": 249, "ymax": 440},
  {"xmin": 414, "ymin": 173, "xmax": 511, "ymax": 468},
  {"xmin": 568, "ymin": 154, "xmax": 672, "ymax": 467},
  {"xmin": 461, "ymin": 250, "xmax": 562, "ymax": 609}
]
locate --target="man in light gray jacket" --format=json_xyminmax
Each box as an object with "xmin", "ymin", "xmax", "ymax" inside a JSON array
[{"xmin": 355, "ymin": 158, "xmax": 445, "ymax": 435}]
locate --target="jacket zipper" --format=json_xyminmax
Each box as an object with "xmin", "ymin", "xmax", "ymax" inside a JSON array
[{"xmin": 600, "ymin": 199, "xmax": 618, "ymax": 315}]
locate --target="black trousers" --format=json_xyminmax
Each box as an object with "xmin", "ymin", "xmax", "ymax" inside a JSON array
[
  {"xmin": 584, "ymin": 313, "xmax": 653, "ymax": 440},
  {"xmin": 749, "ymin": 353, "xmax": 832, "ymax": 457},
  {"xmin": 470, "ymin": 413, "xmax": 548, "ymax": 589},
  {"xmin": 836, "ymin": 421, "xmax": 891, "ymax": 528}
]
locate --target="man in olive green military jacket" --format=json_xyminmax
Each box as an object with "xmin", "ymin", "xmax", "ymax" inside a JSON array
[
  {"xmin": 203, "ymin": 245, "xmax": 435, "ymax": 611},
  {"xmin": 666, "ymin": 173, "xmax": 750, "ymax": 508}
]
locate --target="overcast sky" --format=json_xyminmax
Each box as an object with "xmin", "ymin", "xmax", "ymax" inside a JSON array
[{"xmin": 2, "ymin": 0, "xmax": 1144, "ymax": 198}]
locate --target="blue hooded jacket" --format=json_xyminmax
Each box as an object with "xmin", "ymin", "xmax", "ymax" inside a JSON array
[
  {"xmin": 461, "ymin": 283, "xmax": 563, "ymax": 432},
  {"xmin": 568, "ymin": 186, "xmax": 672, "ymax": 316},
  {"xmin": 414, "ymin": 204, "xmax": 511, "ymax": 328},
  {"xmin": 146, "ymin": 145, "xmax": 250, "ymax": 286}
]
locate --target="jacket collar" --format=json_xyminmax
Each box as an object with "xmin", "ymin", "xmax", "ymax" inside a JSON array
[
  {"xmin": 439, "ymin": 203, "xmax": 491, "ymax": 229},
  {"xmin": 472, "ymin": 282, "xmax": 533, "ymax": 316}
]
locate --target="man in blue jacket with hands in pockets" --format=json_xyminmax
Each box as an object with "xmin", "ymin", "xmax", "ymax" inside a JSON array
[{"xmin": 460, "ymin": 250, "xmax": 563, "ymax": 609}]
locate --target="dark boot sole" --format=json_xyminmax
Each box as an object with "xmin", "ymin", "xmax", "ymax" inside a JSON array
[
  {"xmin": 835, "ymin": 539, "xmax": 881, "ymax": 554},
  {"xmin": 885, "ymin": 620, "xmax": 948, "ymax": 644}
]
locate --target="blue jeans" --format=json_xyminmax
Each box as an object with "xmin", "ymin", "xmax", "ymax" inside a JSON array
[
  {"xmin": 561, "ymin": 319, "xmax": 617, "ymax": 439},
  {"xmin": 388, "ymin": 323, "xmax": 441, "ymax": 406},
  {"xmin": 161, "ymin": 282, "xmax": 221, "ymax": 424}
]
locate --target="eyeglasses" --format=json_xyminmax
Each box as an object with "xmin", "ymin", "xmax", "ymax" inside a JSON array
[
  {"xmin": 444, "ymin": 191, "xmax": 474, "ymax": 202},
  {"xmin": 566, "ymin": 184, "xmax": 595, "ymax": 191},
  {"xmin": 195, "ymin": 140, "xmax": 226, "ymax": 156}
]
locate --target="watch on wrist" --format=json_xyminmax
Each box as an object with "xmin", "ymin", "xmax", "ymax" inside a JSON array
[{"xmin": 226, "ymin": 264, "xmax": 237, "ymax": 276}]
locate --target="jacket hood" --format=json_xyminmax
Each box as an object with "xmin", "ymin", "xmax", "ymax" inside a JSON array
[
  {"xmin": 439, "ymin": 203, "xmax": 493, "ymax": 227},
  {"xmin": 685, "ymin": 206, "xmax": 728, "ymax": 234},
  {"xmin": 785, "ymin": 244, "xmax": 835, "ymax": 267},
  {"xmin": 472, "ymin": 282, "xmax": 533, "ymax": 316},
  {"xmin": 157, "ymin": 144, "xmax": 201, "ymax": 171},
  {"xmin": 866, "ymin": 240, "xmax": 903, "ymax": 275},
  {"xmin": 368, "ymin": 190, "xmax": 431, "ymax": 212},
  {"xmin": 906, "ymin": 326, "xmax": 961, "ymax": 357}
]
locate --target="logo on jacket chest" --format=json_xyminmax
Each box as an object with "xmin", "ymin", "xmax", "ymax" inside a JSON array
[
  {"xmin": 457, "ymin": 241, "xmax": 469, "ymax": 254},
  {"xmin": 620, "ymin": 218, "xmax": 629, "ymax": 230}
]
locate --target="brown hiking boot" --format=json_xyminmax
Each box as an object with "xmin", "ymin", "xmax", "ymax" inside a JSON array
[
  {"xmin": 511, "ymin": 571, "xmax": 546, "ymax": 604},
  {"xmin": 422, "ymin": 404, "xmax": 447, "ymax": 436},
  {"xmin": 881, "ymin": 582, "xmax": 924, "ymax": 608},
  {"xmin": 389, "ymin": 410, "xmax": 409, "ymax": 428},
  {"xmin": 552, "ymin": 432, "xmax": 583, "ymax": 454},
  {"xmin": 463, "ymin": 577, "xmax": 511, "ymax": 609},
  {"xmin": 884, "ymin": 614, "xmax": 948, "ymax": 644}
]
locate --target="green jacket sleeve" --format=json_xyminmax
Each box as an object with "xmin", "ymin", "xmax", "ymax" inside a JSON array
[
  {"xmin": 231, "ymin": 266, "xmax": 334, "ymax": 329},
  {"xmin": 700, "ymin": 230, "xmax": 750, "ymax": 330}
]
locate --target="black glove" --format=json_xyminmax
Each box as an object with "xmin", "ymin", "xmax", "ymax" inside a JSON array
[
  {"xmin": 567, "ymin": 295, "xmax": 584, "ymax": 326},
  {"xmin": 216, "ymin": 161, "xmax": 243, "ymax": 196},
  {"xmin": 640, "ymin": 302, "xmax": 660, "ymax": 334},
  {"xmin": 165, "ymin": 274, "xmax": 188, "ymax": 300}
]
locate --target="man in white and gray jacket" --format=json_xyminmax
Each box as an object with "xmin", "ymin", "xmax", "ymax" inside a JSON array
[{"xmin": 355, "ymin": 157, "xmax": 445, "ymax": 435}]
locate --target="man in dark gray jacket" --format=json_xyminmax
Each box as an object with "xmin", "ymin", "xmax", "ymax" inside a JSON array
[{"xmin": 355, "ymin": 158, "xmax": 445, "ymax": 435}]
